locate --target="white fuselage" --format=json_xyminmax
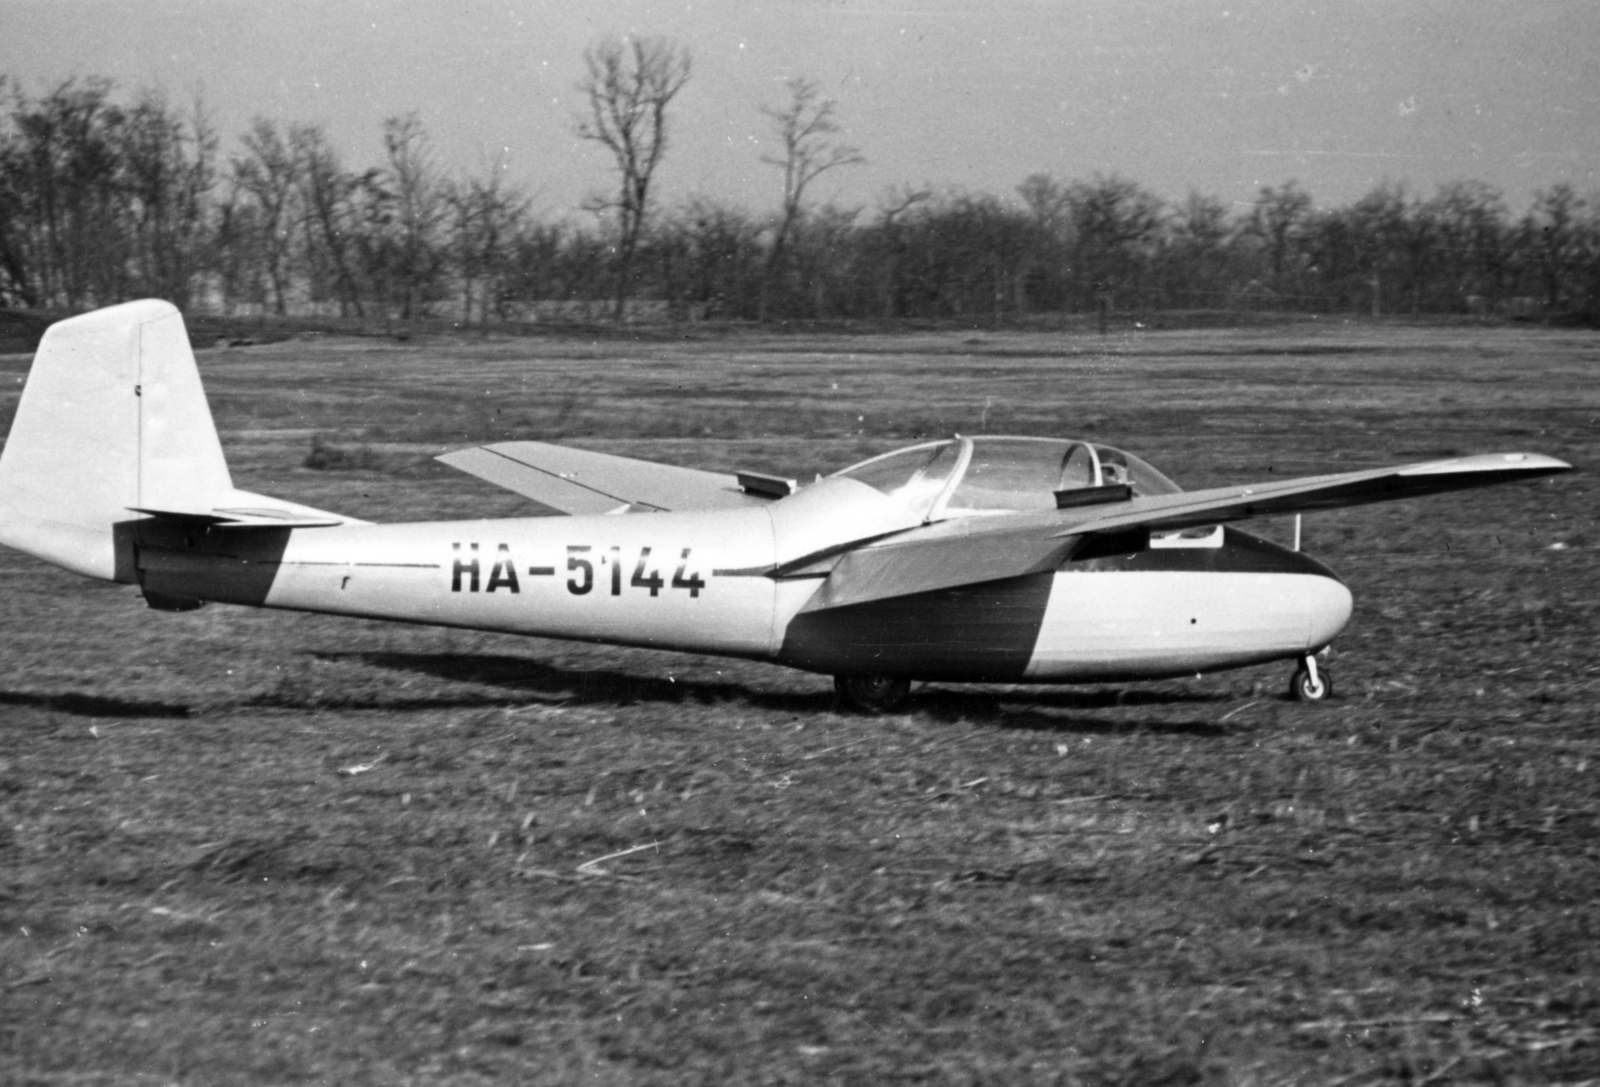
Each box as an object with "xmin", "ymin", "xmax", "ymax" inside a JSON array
[
  {"xmin": 1024, "ymin": 568, "xmax": 1352, "ymax": 680},
  {"xmin": 137, "ymin": 510, "xmax": 1352, "ymax": 683}
]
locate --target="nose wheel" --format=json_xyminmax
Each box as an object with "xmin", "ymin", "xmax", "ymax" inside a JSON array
[
  {"xmin": 1289, "ymin": 655, "xmax": 1332, "ymax": 702},
  {"xmin": 834, "ymin": 674, "xmax": 912, "ymax": 714}
]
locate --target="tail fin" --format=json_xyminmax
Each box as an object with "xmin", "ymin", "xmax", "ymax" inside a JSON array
[{"xmin": 0, "ymin": 300, "xmax": 350, "ymax": 583}]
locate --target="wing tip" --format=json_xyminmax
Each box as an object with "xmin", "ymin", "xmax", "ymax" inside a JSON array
[{"xmin": 1400, "ymin": 452, "xmax": 1573, "ymax": 477}]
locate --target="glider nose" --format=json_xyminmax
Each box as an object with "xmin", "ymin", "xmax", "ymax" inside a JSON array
[{"xmin": 1304, "ymin": 574, "xmax": 1354, "ymax": 651}]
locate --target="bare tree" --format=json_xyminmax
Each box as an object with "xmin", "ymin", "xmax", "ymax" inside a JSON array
[
  {"xmin": 1016, "ymin": 173, "xmax": 1074, "ymax": 312},
  {"xmin": 1248, "ymin": 180, "xmax": 1314, "ymax": 297},
  {"xmin": 867, "ymin": 185, "xmax": 932, "ymax": 319},
  {"xmin": 7, "ymin": 78, "xmax": 130, "ymax": 308},
  {"xmin": 1525, "ymin": 183, "xmax": 1586, "ymax": 312},
  {"xmin": 788, "ymin": 203, "xmax": 862, "ymax": 318},
  {"xmin": 890, "ymin": 191, "xmax": 1032, "ymax": 322},
  {"xmin": 1346, "ymin": 182, "xmax": 1415, "ymax": 315},
  {"xmin": 758, "ymin": 77, "xmax": 863, "ymax": 320},
  {"xmin": 576, "ymin": 35, "xmax": 692, "ymax": 322},
  {"xmin": 1423, "ymin": 181, "xmax": 1509, "ymax": 312},
  {"xmin": 657, "ymin": 196, "xmax": 764, "ymax": 319},
  {"xmin": 1157, "ymin": 191, "xmax": 1234, "ymax": 308},
  {"xmin": 1064, "ymin": 173, "xmax": 1164, "ymax": 317},
  {"xmin": 230, "ymin": 118, "xmax": 298, "ymax": 314},
  {"xmin": 381, "ymin": 113, "xmax": 447, "ymax": 320},
  {"xmin": 290, "ymin": 123, "xmax": 367, "ymax": 316},
  {"xmin": 448, "ymin": 154, "xmax": 528, "ymax": 326},
  {"xmin": 119, "ymin": 89, "xmax": 216, "ymax": 309}
]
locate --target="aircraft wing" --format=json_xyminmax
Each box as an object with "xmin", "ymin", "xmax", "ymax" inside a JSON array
[
  {"xmin": 1049, "ymin": 451, "xmax": 1572, "ymax": 538},
  {"xmin": 794, "ymin": 452, "xmax": 1572, "ymax": 612},
  {"xmin": 438, "ymin": 441, "xmax": 779, "ymax": 514}
]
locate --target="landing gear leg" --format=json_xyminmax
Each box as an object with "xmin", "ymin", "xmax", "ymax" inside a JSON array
[
  {"xmin": 1288, "ymin": 654, "xmax": 1332, "ymax": 702},
  {"xmin": 834, "ymin": 674, "xmax": 912, "ymax": 714}
]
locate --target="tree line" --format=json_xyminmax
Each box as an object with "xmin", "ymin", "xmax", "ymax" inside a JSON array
[{"xmin": 2, "ymin": 43, "xmax": 1598, "ymax": 326}]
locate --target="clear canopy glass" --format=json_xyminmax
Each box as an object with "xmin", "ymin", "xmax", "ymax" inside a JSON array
[{"xmin": 833, "ymin": 436, "xmax": 1180, "ymax": 519}]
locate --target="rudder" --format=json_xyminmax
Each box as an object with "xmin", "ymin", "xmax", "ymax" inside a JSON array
[{"xmin": 0, "ymin": 300, "xmax": 233, "ymax": 581}]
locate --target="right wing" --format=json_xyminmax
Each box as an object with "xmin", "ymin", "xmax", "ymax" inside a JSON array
[
  {"xmin": 1050, "ymin": 451, "xmax": 1573, "ymax": 539},
  {"xmin": 438, "ymin": 441, "xmax": 782, "ymax": 514},
  {"xmin": 789, "ymin": 451, "xmax": 1573, "ymax": 611}
]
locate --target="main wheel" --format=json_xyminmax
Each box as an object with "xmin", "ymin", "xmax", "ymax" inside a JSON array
[
  {"xmin": 834, "ymin": 674, "xmax": 912, "ymax": 714},
  {"xmin": 1289, "ymin": 665, "xmax": 1332, "ymax": 702}
]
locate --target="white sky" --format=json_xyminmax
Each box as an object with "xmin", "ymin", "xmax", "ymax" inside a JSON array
[{"xmin": 2, "ymin": 0, "xmax": 1597, "ymax": 220}]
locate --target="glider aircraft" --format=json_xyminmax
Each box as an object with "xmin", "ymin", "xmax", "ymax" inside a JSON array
[{"xmin": 0, "ymin": 301, "xmax": 1573, "ymax": 711}]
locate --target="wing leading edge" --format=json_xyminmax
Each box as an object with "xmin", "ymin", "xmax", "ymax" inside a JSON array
[
  {"xmin": 1050, "ymin": 451, "xmax": 1572, "ymax": 539},
  {"xmin": 438, "ymin": 442, "xmax": 774, "ymax": 514}
]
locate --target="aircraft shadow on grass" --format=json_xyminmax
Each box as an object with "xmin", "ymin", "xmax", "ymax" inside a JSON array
[
  {"xmin": 912, "ymin": 687, "xmax": 1233, "ymax": 737},
  {"xmin": 308, "ymin": 649, "xmax": 835, "ymax": 714},
  {"xmin": 0, "ymin": 690, "xmax": 191, "ymax": 719},
  {"xmin": 310, "ymin": 650, "xmax": 1231, "ymax": 736}
]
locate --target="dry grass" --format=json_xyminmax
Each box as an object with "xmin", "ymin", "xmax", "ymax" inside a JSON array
[{"xmin": 0, "ymin": 319, "xmax": 1596, "ymax": 1085}]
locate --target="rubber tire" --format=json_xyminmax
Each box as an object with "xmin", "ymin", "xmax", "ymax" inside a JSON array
[
  {"xmin": 1289, "ymin": 665, "xmax": 1332, "ymax": 702},
  {"xmin": 834, "ymin": 674, "xmax": 912, "ymax": 714}
]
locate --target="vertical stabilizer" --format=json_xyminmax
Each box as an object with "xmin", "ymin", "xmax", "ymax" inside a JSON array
[
  {"xmin": 136, "ymin": 302, "xmax": 233, "ymax": 510},
  {"xmin": 0, "ymin": 300, "xmax": 233, "ymax": 580}
]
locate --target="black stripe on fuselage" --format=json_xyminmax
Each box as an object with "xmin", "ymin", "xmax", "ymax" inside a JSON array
[
  {"xmin": 132, "ymin": 519, "xmax": 292, "ymax": 608},
  {"xmin": 776, "ymin": 527, "xmax": 1340, "ymax": 681}
]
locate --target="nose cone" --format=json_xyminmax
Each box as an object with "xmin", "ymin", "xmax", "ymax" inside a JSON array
[{"xmin": 1305, "ymin": 574, "xmax": 1354, "ymax": 651}]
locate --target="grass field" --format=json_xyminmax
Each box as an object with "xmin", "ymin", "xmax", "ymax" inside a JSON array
[{"xmin": 1, "ymin": 319, "xmax": 1597, "ymax": 1085}]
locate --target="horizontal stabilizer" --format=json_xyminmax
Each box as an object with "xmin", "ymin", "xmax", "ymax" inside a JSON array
[
  {"xmin": 129, "ymin": 507, "xmax": 348, "ymax": 529},
  {"xmin": 128, "ymin": 488, "xmax": 361, "ymax": 530},
  {"xmin": 439, "ymin": 442, "xmax": 771, "ymax": 514}
]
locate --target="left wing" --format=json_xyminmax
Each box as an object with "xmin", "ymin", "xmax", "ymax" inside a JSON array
[{"xmin": 438, "ymin": 442, "xmax": 785, "ymax": 514}]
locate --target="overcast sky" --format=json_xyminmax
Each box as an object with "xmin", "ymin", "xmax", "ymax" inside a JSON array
[{"xmin": 2, "ymin": 0, "xmax": 1596, "ymax": 220}]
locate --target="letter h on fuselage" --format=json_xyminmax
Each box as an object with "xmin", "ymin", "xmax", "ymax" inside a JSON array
[{"xmin": 452, "ymin": 542, "xmax": 479, "ymax": 592}]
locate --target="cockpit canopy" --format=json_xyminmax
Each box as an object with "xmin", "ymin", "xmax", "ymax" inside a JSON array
[{"xmin": 833, "ymin": 436, "xmax": 1181, "ymax": 520}]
